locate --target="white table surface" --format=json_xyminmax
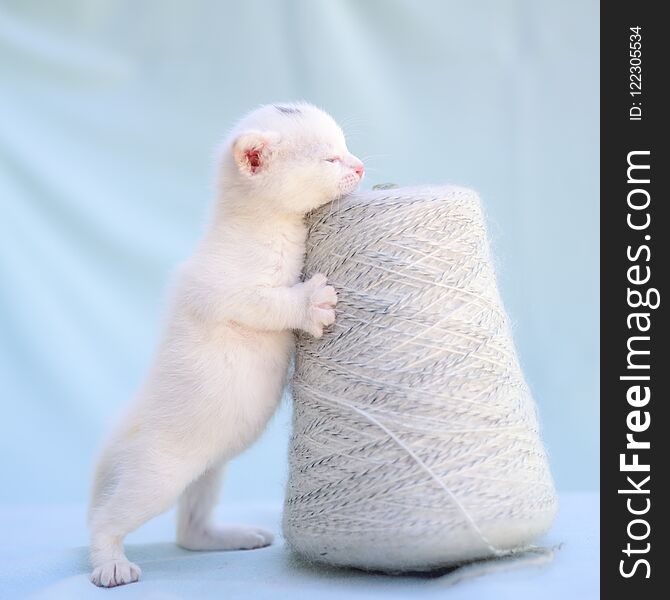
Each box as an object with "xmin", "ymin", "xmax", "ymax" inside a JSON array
[{"xmin": 0, "ymin": 492, "xmax": 599, "ymax": 599}]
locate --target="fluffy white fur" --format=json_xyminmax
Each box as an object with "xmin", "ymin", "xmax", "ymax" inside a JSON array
[{"xmin": 88, "ymin": 102, "xmax": 364, "ymax": 587}]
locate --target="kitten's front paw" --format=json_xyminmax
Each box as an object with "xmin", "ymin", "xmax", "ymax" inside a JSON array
[
  {"xmin": 90, "ymin": 559, "xmax": 141, "ymax": 587},
  {"xmin": 178, "ymin": 525, "xmax": 274, "ymax": 551},
  {"xmin": 302, "ymin": 273, "xmax": 337, "ymax": 338}
]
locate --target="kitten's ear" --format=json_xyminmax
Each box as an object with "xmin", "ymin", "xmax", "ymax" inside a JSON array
[{"xmin": 232, "ymin": 130, "xmax": 281, "ymax": 176}]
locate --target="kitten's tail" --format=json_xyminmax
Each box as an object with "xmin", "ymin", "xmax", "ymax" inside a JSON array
[
  {"xmin": 88, "ymin": 443, "xmax": 115, "ymax": 525},
  {"xmin": 88, "ymin": 405, "xmax": 142, "ymax": 525}
]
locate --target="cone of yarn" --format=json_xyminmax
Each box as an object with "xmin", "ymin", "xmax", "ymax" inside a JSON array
[{"xmin": 283, "ymin": 185, "xmax": 558, "ymax": 571}]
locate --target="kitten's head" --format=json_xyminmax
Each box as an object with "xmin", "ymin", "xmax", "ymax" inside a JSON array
[{"xmin": 219, "ymin": 102, "xmax": 364, "ymax": 214}]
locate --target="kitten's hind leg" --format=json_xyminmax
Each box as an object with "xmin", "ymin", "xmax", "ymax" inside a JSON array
[
  {"xmin": 89, "ymin": 447, "xmax": 207, "ymax": 587},
  {"xmin": 176, "ymin": 462, "xmax": 273, "ymax": 551}
]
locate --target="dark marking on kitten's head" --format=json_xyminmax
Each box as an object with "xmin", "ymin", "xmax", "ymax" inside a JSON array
[{"xmin": 275, "ymin": 105, "xmax": 302, "ymax": 115}]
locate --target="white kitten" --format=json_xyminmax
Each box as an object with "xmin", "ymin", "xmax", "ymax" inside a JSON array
[{"xmin": 88, "ymin": 102, "xmax": 364, "ymax": 587}]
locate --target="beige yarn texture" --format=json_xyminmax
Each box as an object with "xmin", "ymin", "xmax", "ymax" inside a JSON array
[{"xmin": 283, "ymin": 186, "xmax": 558, "ymax": 571}]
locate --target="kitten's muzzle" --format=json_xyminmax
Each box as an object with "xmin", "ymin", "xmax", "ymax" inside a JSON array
[{"xmin": 347, "ymin": 156, "xmax": 365, "ymax": 180}]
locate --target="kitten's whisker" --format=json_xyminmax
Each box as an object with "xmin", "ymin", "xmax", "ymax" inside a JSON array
[{"xmin": 359, "ymin": 154, "xmax": 391, "ymax": 162}]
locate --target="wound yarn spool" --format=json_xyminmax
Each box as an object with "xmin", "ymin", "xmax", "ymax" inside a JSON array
[{"xmin": 283, "ymin": 186, "xmax": 558, "ymax": 571}]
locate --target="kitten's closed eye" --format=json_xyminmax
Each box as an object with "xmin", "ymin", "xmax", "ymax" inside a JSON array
[{"xmin": 324, "ymin": 157, "xmax": 341, "ymax": 163}]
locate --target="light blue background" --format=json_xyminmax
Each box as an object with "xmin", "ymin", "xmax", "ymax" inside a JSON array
[{"xmin": 0, "ymin": 0, "xmax": 599, "ymax": 505}]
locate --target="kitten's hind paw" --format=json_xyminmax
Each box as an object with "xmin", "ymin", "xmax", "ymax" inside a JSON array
[
  {"xmin": 90, "ymin": 559, "xmax": 141, "ymax": 587},
  {"xmin": 177, "ymin": 524, "xmax": 274, "ymax": 551}
]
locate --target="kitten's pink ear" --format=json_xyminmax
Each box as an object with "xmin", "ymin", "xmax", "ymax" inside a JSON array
[{"xmin": 232, "ymin": 131, "xmax": 280, "ymax": 176}]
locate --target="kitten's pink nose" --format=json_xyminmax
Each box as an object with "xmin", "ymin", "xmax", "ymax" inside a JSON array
[{"xmin": 354, "ymin": 163, "xmax": 365, "ymax": 179}]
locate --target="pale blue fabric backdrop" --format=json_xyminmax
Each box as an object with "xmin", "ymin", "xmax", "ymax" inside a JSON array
[{"xmin": 0, "ymin": 0, "xmax": 599, "ymax": 504}]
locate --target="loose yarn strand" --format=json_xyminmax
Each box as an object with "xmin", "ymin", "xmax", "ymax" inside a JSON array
[{"xmin": 321, "ymin": 393, "xmax": 504, "ymax": 557}]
